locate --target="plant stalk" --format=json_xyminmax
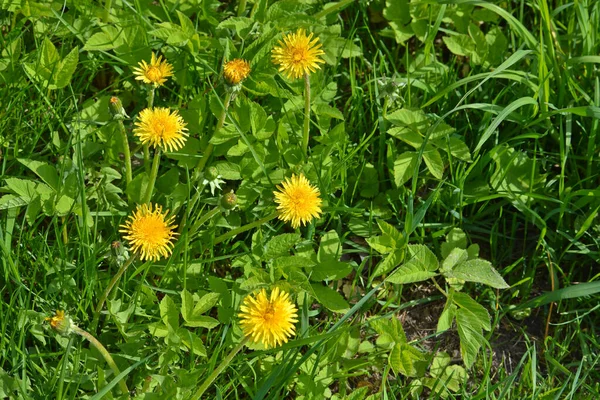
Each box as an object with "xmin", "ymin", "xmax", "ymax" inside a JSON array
[
  {"xmin": 213, "ymin": 211, "xmax": 279, "ymax": 246},
  {"xmin": 195, "ymin": 91, "xmax": 233, "ymax": 176},
  {"xmin": 143, "ymin": 148, "xmax": 162, "ymax": 204},
  {"xmin": 117, "ymin": 120, "xmax": 133, "ymax": 186},
  {"xmin": 72, "ymin": 325, "xmax": 130, "ymax": 396},
  {"xmin": 302, "ymin": 73, "xmax": 311, "ymax": 155},
  {"xmin": 189, "ymin": 337, "xmax": 249, "ymax": 400},
  {"xmin": 95, "ymin": 254, "xmax": 137, "ymax": 316},
  {"xmin": 144, "ymin": 87, "xmax": 156, "ymax": 171},
  {"xmin": 237, "ymin": 0, "xmax": 247, "ymax": 16}
]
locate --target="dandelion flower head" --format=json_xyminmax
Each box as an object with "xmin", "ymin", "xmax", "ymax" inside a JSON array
[
  {"xmin": 274, "ymin": 174, "xmax": 322, "ymax": 229},
  {"xmin": 119, "ymin": 203, "xmax": 178, "ymax": 261},
  {"xmin": 133, "ymin": 52, "xmax": 174, "ymax": 87},
  {"xmin": 238, "ymin": 287, "xmax": 298, "ymax": 349},
  {"xmin": 272, "ymin": 28, "xmax": 325, "ymax": 80},
  {"xmin": 133, "ymin": 107, "xmax": 188, "ymax": 152},
  {"xmin": 223, "ymin": 59, "xmax": 251, "ymax": 85},
  {"xmin": 46, "ymin": 310, "xmax": 72, "ymax": 335}
]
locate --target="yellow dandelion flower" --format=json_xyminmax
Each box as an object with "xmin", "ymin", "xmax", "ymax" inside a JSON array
[
  {"xmin": 132, "ymin": 52, "xmax": 174, "ymax": 86},
  {"xmin": 133, "ymin": 107, "xmax": 188, "ymax": 152},
  {"xmin": 46, "ymin": 310, "xmax": 72, "ymax": 336},
  {"xmin": 272, "ymin": 28, "xmax": 325, "ymax": 80},
  {"xmin": 223, "ymin": 59, "xmax": 251, "ymax": 85},
  {"xmin": 119, "ymin": 203, "xmax": 178, "ymax": 261},
  {"xmin": 238, "ymin": 287, "xmax": 298, "ymax": 349},
  {"xmin": 274, "ymin": 174, "xmax": 323, "ymax": 229}
]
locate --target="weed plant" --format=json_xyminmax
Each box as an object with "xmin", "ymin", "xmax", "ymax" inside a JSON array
[{"xmin": 1, "ymin": 0, "xmax": 599, "ymax": 399}]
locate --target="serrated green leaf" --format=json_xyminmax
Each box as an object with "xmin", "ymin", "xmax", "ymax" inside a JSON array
[
  {"xmin": 394, "ymin": 151, "xmax": 417, "ymax": 186},
  {"xmin": 192, "ymin": 292, "xmax": 220, "ymax": 316},
  {"xmin": 177, "ymin": 328, "xmax": 207, "ymax": 356},
  {"xmin": 159, "ymin": 295, "xmax": 179, "ymax": 330},
  {"xmin": 437, "ymin": 303, "xmax": 457, "ymax": 333},
  {"xmin": 456, "ymin": 308, "xmax": 485, "ymax": 368},
  {"xmin": 366, "ymin": 235, "xmax": 394, "ymax": 254},
  {"xmin": 183, "ymin": 315, "xmax": 220, "ymax": 329},
  {"xmin": 370, "ymin": 317, "xmax": 406, "ymax": 344},
  {"xmin": 422, "ymin": 146, "xmax": 444, "ymax": 179},
  {"xmin": 443, "ymin": 34, "xmax": 475, "ymax": 57},
  {"xmin": 17, "ymin": 159, "xmax": 59, "ymax": 190},
  {"xmin": 264, "ymin": 233, "xmax": 301, "ymax": 259},
  {"xmin": 441, "ymin": 248, "xmax": 469, "ymax": 273},
  {"xmin": 452, "ymin": 292, "xmax": 491, "ymax": 331},
  {"xmin": 389, "ymin": 343, "xmax": 428, "ymax": 377},
  {"xmin": 372, "ymin": 249, "xmax": 403, "ymax": 278},
  {"xmin": 311, "ymin": 283, "xmax": 349, "ymax": 313},
  {"xmin": 407, "ymin": 244, "xmax": 439, "ymax": 271},
  {"xmin": 53, "ymin": 46, "xmax": 78, "ymax": 89},
  {"xmin": 312, "ymin": 259, "xmax": 353, "ymax": 281},
  {"xmin": 318, "ymin": 230, "xmax": 341, "ymax": 261},
  {"xmin": 386, "ymin": 263, "xmax": 438, "ymax": 284},
  {"xmin": 449, "ymin": 259, "xmax": 509, "ymax": 289}
]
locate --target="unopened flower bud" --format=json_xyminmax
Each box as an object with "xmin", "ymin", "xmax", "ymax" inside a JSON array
[
  {"xmin": 220, "ymin": 191, "xmax": 238, "ymax": 210},
  {"xmin": 46, "ymin": 310, "xmax": 73, "ymax": 336},
  {"xmin": 109, "ymin": 96, "xmax": 128, "ymax": 120},
  {"xmin": 206, "ymin": 166, "xmax": 220, "ymax": 181}
]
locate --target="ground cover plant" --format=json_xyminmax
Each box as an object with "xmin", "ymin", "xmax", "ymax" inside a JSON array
[{"xmin": 1, "ymin": 0, "xmax": 600, "ymax": 398}]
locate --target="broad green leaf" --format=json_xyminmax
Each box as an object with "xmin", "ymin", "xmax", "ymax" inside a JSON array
[
  {"xmin": 441, "ymin": 247, "xmax": 468, "ymax": 273},
  {"xmin": 441, "ymin": 228, "xmax": 468, "ymax": 259},
  {"xmin": 407, "ymin": 244, "xmax": 439, "ymax": 272},
  {"xmin": 177, "ymin": 328, "xmax": 207, "ymax": 356},
  {"xmin": 389, "ymin": 343, "xmax": 428, "ymax": 377},
  {"xmin": 443, "ymin": 34, "xmax": 475, "ymax": 57},
  {"xmin": 312, "ymin": 259, "xmax": 353, "ymax": 281},
  {"xmin": 183, "ymin": 316, "xmax": 220, "ymax": 329},
  {"xmin": 386, "ymin": 260, "xmax": 438, "ymax": 284},
  {"xmin": 263, "ymin": 233, "xmax": 301, "ymax": 259},
  {"xmin": 394, "ymin": 151, "xmax": 417, "ymax": 186},
  {"xmin": 369, "ymin": 317, "xmax": 407, "ymax": 344},
  {"xmin": 192, "ymin": 292, "xmax": 221, "ymax": 316},
  {"xmin": 386, "ymin": 108, "xmax": 428, "ymax": 130},
  {"xmin": 159, "ymin": 295, "xmax": 179, "ymax": 330},
  {"xmin": 366, "ymin": 235, "xmax": 394, "ymax": 254},
  {"xmin": 377, "ymin": 220, "xmax": 404, "ymax": 245},
  {"xmin": 83, "ymin": 27, "xmax": 124, "ymax": 51},
  {"xmin": 437, "ymin": 303, "xmax": 457, "ymax": 333},
  {"xmin": 422, "ymin": 146, "xmax": 444, "ymax": 179},
  {"xmin": 456, "ymin": 308, "xmax": 485, "ymax": 368},
  {"xmin": 372, "ymin": 249, "xmax": 403, "ymax": 278},
  {"xmin": 53, "ymin": 47, "xmax": 78, "ymax": 89},
  {"xmin": 388, "ymin": 127, "xmax": 423, "ymax": 147},
  {"xmin": 4, "ymin": 178, "xmax": 42, "ymax": 202},
  {"xmin": 452, "ymin": 292, "xmax": 491, "ymax": 331},
  {"xmin": 17, "ymin": 159, "xmax": 59, "ymax": 190},
  {"xmin": 432, "ymin": 136, "xmax": 472, "ymax": 162},
  {"xmin": 273, "ymin": 255, "xmax": 316, "ymax": 272},
  {"xmin": 310, "ymin": 283, "xmax": 349, "ymax": 313},
  {"xmin": 318, "ymin": 230, "xmax": 341, "ymax": 261},
  {"xmin": 449, "ymin": 259, "xmax": 509, "ymax": 289}
]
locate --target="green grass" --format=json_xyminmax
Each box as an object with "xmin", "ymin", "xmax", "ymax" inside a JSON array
[{"xmin": 1, "ymin": 0, "xmax": 600, "ymax": 399}]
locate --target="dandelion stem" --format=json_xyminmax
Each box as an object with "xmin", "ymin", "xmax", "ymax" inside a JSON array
[
  {"xmin": 116, "ymin": 119, "xmax": 133, "ymax": 186},
  {"xmin": 213, "ymin": 211, "xmax": 279, "ymax": 245},
  {"xmin": 94, "ymin": 254, "xmax": 137, "ymax": 316},
  {"xmin": 72, "ymin": 325, "xmax": 130, "ymax": 396},
  {"xmin": 195, "ymin": 91, "xmax": 233, "ymax": 176},
  {"xmin": 103, "ymin": 0, "xmax": 112, "ymax": 23},
  {"xmin": 144, "ymin": 87, "xmax": 156, "ymax": 171},
  {"xmin": 190, "ymin": 337, "xmax": 249, "ymax": 400},
  {"xmin": 143, "ymin": 148, "xmax": 161, "ymax": 205},
  {"xmin": 237, "ymin": 0, "xmax": 247, "ymax": 16},
  {"xmin": 302, "ymin": 73, "xmax": 311, "ymax": 156}
]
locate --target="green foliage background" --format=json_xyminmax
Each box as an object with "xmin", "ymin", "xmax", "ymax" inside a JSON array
[{"xmin": 1, "ymin": 0, "xmax": 599, "ymax": 398}]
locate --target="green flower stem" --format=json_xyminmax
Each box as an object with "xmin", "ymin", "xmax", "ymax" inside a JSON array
[
  {"xmin": 431, "ymin": 277, "xmax": 448, "ymax": 297},
  {"xmin": 302, "ymin": 73, "xmax": 311, "ymax": 156},
  {"xmin": 190, "ymin": 337, "xmax": 249, "ymax": 400},
  {"xmin": 143, "ymin": 148, "xmax": 161, "ymax": 205},
  {"xmin": 144, "ymin": 87, "xmax": 156, "ymax": 171},
  {"xmin": 237, "ymin": 0, "xmax": 247, "ymax": 16},
  {"xmin": 116, "ymin": 120, "xmax": 133, "ymax": 186},
  {"xmin": 213, "ymin": 211, "xmax": 279, "ymax": 246},
  {"xmin": 103, "ymin": 0, "xmax": 112, "ymax": 22},
  {"xmin": 72, "ymin": 325, "xmax": 130, "ymax": 396},
  {"xmin": 189, "ymin": 206, "xmax": 222, "ymax": 236},
  {"xmin": 95, "ymin": 254, "xmax": 137, "ymax": 316},
  {"xmin": 195, "ymin": 91, "xmax": 233, "ymax": 176}
]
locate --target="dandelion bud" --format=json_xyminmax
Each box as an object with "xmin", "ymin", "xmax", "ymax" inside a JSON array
[
  {"xmin": 220, "ymin": 191, "xmax": 238, "ymax": 210},
  {"xmin": 109, "ymin": 96, "xmax": 128, "ymax": 120},
  {"xmin": 206, "ymin": 166, "xmax": 220, "ymax": 181},
  {"xmin": 46, "ymin": 310, "xmax": 73, "ymax": 337},
  {"xmin": 223, "ymin": 59, "xmax": 251, "ymax": 85}
]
